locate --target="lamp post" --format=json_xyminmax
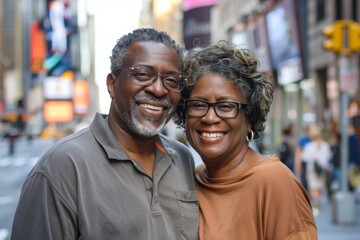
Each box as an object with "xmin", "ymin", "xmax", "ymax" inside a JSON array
[{"xmin": 322, "ymin": 20, "xmax": 360, "ymax": 225}]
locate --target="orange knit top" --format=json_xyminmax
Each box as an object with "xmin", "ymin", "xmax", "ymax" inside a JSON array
[{"xmin": 195, "ymin": 155, "xmax": 317, "ymax": 240}]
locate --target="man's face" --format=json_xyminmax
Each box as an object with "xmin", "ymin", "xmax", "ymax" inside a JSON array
[{"xmin": 107, "ymin": 41, "xmax": 181, "ymax": 138}]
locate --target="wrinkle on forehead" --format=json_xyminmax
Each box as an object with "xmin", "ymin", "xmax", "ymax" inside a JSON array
[{"xmin": 124, "ymin": 42, "xmax": 180, "ymax": 71}]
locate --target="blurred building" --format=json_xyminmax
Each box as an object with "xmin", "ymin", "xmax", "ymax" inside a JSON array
[
  {"xmin": 307, "ymin": 0, "xmax": 360, "ymax": 137},
  {"xmin": 140, "ymin": 0, "xmax": 219, "ymax": 49},
  {"xmin": 140, "ymin": 0, "xmax": 183, "ymax": 44},
  {"xmin": 0, "ymin": 0, "xmax": 22, "ymax": 125},
  {"xmin": 139, "ymin": 0, "xmax": 360, "ymax": 153},
  {"xmin": 208, "ymin": 0, "xmax": 360, "ymax": 153},
  {"xmin": 0, "ymin": 0, "xmax": 97, "ymax": 138},
  {"xmin": 2, "ymin": 0, "xmax": 359, "ymax": 147}
]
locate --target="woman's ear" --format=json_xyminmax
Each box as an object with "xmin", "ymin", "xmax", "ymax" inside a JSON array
[{"xmin": 107, "ymin": 73, "xmax": 115, "ymax": 99}]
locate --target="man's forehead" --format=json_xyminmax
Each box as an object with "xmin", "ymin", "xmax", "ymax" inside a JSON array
[{"xmin": 124, "ymin": 42, "xmax": 180, "ymax": 69}]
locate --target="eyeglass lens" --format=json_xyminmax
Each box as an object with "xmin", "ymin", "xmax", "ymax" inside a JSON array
[
  {"xmin": 186, "ymin": 100, "xmax": 242, "ymax": 118},
  {"xmin": 128, "ymin": 66, "xmax": 184, "ymax": 91}
]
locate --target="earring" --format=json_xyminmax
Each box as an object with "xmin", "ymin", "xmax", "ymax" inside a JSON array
[{"xmin": 246, "ymin": 130, "xmax": 255, "ymax": 142}]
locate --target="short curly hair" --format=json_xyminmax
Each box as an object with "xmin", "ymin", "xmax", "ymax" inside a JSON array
[
  {"xmin": 173, "ymin": 40, "xmax": 274, "ymax": 139},
  {"xmin": 110, "ymin": 28, "xmax": 184, "ymax": 75}
]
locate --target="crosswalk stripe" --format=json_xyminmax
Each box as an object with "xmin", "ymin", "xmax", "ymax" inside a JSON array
[
  {"xmin": 0, "ymin": 157, "xmax": 11, "ymax": 167},
  {"xmin": 0, "ymin": 156, "xmax": 40, "ymax": 167},
  {"xmin": 0, "ymin": 196, "xmax": 14, "ymax": 205},
  {"xmin": 0, "ymin": 229, "xmax": 9, "ymax": 240},
  {"xmin": 13, "ymin": 157, "xmax": 26, "ymax": 167},
  {"xmin": 30, "ymin": 156, "xmax": 40, "ymax": 165}
]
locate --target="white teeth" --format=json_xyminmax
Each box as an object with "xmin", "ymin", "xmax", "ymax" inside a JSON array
[
  {"xmin": 201, "ymin": 132, "xmax": 224, "ymax": 138},
  {"xmin": 140, "ymin": 104, "xmax": 163, "ymax": 111}
]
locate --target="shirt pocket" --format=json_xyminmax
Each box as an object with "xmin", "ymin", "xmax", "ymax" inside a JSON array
[{"xmin": 176, "ymin": 190, "xmax": 199, "ymax": 240}]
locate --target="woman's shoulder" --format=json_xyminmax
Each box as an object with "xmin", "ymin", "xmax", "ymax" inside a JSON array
[
  {"xmin": 256, "ymin": 154, "xmax": 287, "ymax": 170},
  {"xmin": 253, "ymin": 155, "xmax": 298, "ymax": 184},
  {"xmin": 256, "ymin": 155, "xmax": 310, "ymax": 201}
]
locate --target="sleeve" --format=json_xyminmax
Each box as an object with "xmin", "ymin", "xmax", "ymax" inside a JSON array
[
  {"xmin": 284, "ymin": 222, "xmax": 318, "ymax": 240},
  {"xmin": 261, "ymin": 160, "xmax": 317, "ymax": 239},
  {"xmin": 11, "ymin": 172, "xmax": 78, "ymax": 240}
]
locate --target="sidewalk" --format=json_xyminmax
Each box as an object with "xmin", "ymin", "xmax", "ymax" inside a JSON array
[{"xmin": 316, "ymin": 193, "xmax": 360, "ymax": 240}]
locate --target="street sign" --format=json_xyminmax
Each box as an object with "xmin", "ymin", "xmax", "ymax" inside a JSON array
[{"xmin": 338, "ymin": 55, "xmax": 359, "ymax": 96}]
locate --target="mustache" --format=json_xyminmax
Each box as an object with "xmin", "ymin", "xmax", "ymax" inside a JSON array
[{"xmin": 134, "ymin": 96, "xmax": 172, "ymax": 108}]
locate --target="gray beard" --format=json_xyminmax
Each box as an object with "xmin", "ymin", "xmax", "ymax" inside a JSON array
[{"xmin": 114, "ymin": 100, "xmax": 168, "ymax": 138}]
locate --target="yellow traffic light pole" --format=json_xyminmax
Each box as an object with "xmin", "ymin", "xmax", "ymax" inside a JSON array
[
  {"xmin": 322, "ymin": 20, "xmax": 360, "ymax": 225},
  {"xmin": 323, "ymin": 20, "xmax": 360, "ymax": 55}
]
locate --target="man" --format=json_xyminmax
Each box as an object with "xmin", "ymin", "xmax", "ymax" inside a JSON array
[
  {"xmin": 11, "ymin": 28, "xmax": 199, "ymax": 240},
  {"xmin": 294, "ymin": 125, "xmax": 313, "ymax": 191},
  {"xmin": 277, "ymin": 125, "xmax": 295, "ymax": 172}
]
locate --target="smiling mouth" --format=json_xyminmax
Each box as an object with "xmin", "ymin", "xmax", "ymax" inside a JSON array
[
  {"xmin": 139, "ymin": 104, "xmax": 164, "ymax": 111},
  {"xmin": 200, "ymin": 132, "xmax": 225, "ymax": 138}
]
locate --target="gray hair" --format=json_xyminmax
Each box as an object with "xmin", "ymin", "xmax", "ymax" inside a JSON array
[
  {"xmin": 173, "ymin": 40, "xmax": 274, "ymax": 139},
  {"xmin": 110, "ymin": 28, "xmax": 184, "ymax": 75}
]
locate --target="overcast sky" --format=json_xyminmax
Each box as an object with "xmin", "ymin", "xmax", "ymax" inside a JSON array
[{"xmin": 90, "ymin": 0, "xmax": 142, "ymax": 113}]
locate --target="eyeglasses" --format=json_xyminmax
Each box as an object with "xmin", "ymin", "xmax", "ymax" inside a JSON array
[
  {"xmin": 119, "ymin": 66, "xmax": 186, "ymax": 92},
  {"xmin": 185, "ymin": 99, "xmax": 247, "ymax": 119}
]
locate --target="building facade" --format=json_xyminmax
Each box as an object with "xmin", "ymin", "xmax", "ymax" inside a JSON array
[
  {"xmin": 209, "ymin": 0, "xmax": 360, "ymax": 152},
  {"xmin": 0, "ymin": 0, "xmax": 96, "ymax": 138}
]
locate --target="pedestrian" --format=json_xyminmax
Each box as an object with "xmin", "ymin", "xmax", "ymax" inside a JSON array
[
  {"xmin": 294, "ymin": 125, "xmax": 313, "ymax": 191},
  {"xmin": 11, "ymin": 28, "xmax": 199, "ymax": 240},
  {"xmin": 332, "ymin": 124, "xmax": 360, "ymax": 192},
  {"xmin": 4, "ymin": 124, "xmax": 21, "ymax": 155},
  {"xmin": 174, "ymin": 40, "xmax": 317, "ymax": 239},
  {"xmin": 277, "ymin": 124, "xmax": 295, "ymax": 172},
  {"xmin": 348, "ymin": 124, "xmax": 360, "ymax": 170},
  {"xmin": 329, "ymin": 132, "xmax": 340, "ymax": 192},
  {"xmin": 302, "ymin": 126, "xmax": 331, "ymax": 214},
  {"xmin": 348, "ymin": 124, "xmax": 360, "ymax": 195}
]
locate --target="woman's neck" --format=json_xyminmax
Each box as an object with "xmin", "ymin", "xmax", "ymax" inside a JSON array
[{"xmin": 205, "ymin": 146, "xmax": 250, "ymax": 178}]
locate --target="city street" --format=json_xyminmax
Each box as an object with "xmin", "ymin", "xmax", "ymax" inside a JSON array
[
  {"xmin": 0, "ymin": 137, "xmax": 54, "ymax": 240},
  {"xmin": 0, "ymin": 136, "xmax": 360, "ymax": 240}
]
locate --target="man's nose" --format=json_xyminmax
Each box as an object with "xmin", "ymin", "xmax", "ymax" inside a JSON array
[{"xmin": 145, "ymin": 74, "xmax": 168, "ymax": 96}]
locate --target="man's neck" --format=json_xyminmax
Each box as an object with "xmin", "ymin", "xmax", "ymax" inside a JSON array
[{"xmin": 108, "ymin": 112, "xmax": 158, "ymax": 176}]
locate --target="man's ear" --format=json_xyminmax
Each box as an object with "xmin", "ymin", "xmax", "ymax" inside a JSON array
[{"xmin": 107, "ymin": 73, "xmax": 115, "ymax": 99}]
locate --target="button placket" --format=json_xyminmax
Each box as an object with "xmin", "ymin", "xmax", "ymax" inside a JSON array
[
  {"xmin": 143, "ymin": 177, "xmax": 153, "ymax": 207},
  {"xmin": 150, "ymin": 153, "xmax": 171, "ymax": 214}
]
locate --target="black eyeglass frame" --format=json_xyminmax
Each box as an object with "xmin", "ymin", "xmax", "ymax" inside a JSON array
[
  {"xmin": 184, "ymin": 99, "xmax": 247, "ymax": 119},
  {"xmin": 114, "ymin": 65, "xmax": 187, "ymax": 92}
]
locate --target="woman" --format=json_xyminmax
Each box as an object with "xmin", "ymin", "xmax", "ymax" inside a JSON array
[
  {"xmin": 302, "ymin": 126, "xmax": 331, "ymax": 213},
  {"xmin": 174, "ymin": 41, "xmax": 317, "ymax": 239}
]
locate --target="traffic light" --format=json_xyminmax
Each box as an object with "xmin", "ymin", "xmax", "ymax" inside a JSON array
[
  {"xmin": 349, "ymin": 22, "xmax": 360, "ymax": 52},
  {"xmin": 322, "ymin": 23, "xmax": 342, "ymax": 52}
]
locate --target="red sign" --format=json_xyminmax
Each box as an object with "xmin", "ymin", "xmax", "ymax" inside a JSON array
[{"xmin": 30, "ymin": 22, "xmax": 47, "ymax": 73}]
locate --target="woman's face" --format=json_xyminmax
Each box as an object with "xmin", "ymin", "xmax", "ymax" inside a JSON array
[{"xmin": 186, "ymin": 73, "xmax": 250, "ymax": 167}]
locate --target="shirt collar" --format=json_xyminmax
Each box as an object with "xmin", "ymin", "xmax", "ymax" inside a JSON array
[{"xmin": 90, "ymin": 113, "xmax": 175, "ymax": 161}]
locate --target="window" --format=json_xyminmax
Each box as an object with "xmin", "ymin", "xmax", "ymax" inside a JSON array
[
  {"xmin": 352, "ymin": 0, "xmax": 357, "ymax": 20},
  {"xmin": 316, "ymin": 0, "xmax": 325, "ymax": 22}
]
